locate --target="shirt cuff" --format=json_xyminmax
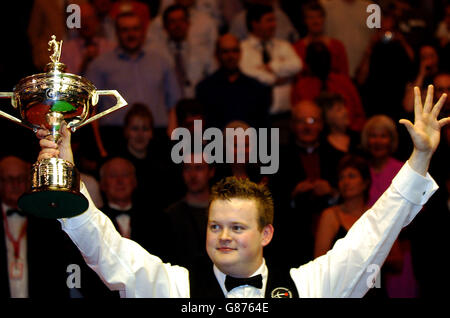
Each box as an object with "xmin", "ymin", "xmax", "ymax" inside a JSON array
[
  {"xmin": 58, "ymin": 182, "xmax": 95, "ymax": 230},
  {"xmin": 392, "ymin": 161, "xmax": 439, "ymax": 206}
]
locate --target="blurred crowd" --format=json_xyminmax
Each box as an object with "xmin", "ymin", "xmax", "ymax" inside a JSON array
[{"xmin": 0, "ymin": 0, "xmax": 450, "ymax": 298}]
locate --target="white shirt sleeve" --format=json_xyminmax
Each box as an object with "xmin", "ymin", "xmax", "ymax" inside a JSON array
[
  {"xmin": 58, "ymin": 183, "xmax": 190, "ymax": 298},
  {"xmin": 290, "ymin": 161, "xmax": 438, "ymax": 298}
]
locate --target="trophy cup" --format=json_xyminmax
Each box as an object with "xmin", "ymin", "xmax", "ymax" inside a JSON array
[{"xmin": 0, "ymin": 35, "xmax": 128, "ymax": 218}]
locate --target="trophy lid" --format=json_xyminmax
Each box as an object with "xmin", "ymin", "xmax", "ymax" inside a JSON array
[{"xmin": 45, "ymin": 35, "xmax": 67, "ymax": 73}]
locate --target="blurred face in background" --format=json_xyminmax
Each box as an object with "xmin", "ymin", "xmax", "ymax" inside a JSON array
[
  {"xmin": 125, "ymin": 115, "xmax": 153, "ymax": 155},
  {"xmin": 252, "ymin": 12, "xmax": 277, "ymax": 41},
  {"xmin": 217, "ymin": 34, "xmax": 241, "ymax": 72},
  {"xmin": 434, "ymin": 73, "xmax": 450, "ymax": 118},
  {"xmin": 0, "ymin": 157, "xmax": 29, "ymax": 208},
  {"xmin": 101, "ymin": 159, "xmax": 137, "ymax": 204},
  {"xmin": 325, "ymin": 101, "xmax": 349, "ymax": 131},
  {"xmin": 338, "ymin": 167, "xmax": 368, "ymax": 201},
  {"xmin": 304, "ymin": 9, "xmax": 325, "ymax": 36},
  {"xmin": 164, "ymin": 9, "xmax": 189, "ymax": 42},
  {"xmin": 366, "ymin": 126, "xmax": 392, "ymax": 160},
  {"xmin": 291, "ymin": 101, "xmax": 324, "ymax": 147},
  {"xmin": 419, "ymin": 45, "xmax": 439, "ymax": 74},
  {"xmin": 116, "ymin": 15, "xmax": 146, "ymax": 53},
  {"xmin": 182, "ymin": 157, "xmax": 214, "ymax": 194}
]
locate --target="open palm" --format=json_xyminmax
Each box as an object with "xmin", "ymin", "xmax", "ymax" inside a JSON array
[{"xmin": 400, "ymin": 85, "xmax": 449, "ymax": 154}]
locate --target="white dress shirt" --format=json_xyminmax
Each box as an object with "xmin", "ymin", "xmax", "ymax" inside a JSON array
[
  {"xmin": 146, "ymin": 8, "xmax": 218, "ymax": 57},
  {"xmin": 146, "ymin": 39, "xmax": 217, "ymax": 98},
  {"xmin": 2, "ymin": 203, "xmax": 28, "ymax": 298},
  {"xmin": 58, "ymin": 161, "xmax": 438, "ymax": 297},
  {"xmin": 240, "ymin": 35, "xmax": 302, "ymax": 114}
]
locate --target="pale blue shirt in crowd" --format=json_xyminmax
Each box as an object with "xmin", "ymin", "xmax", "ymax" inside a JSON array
[
  {"xmin": 58, "ymin": 161, "xmax": 438, "ymax": 298},
  {"xmin": 85, "ymin": 47, "xmax": 182, "ymax": 128}
]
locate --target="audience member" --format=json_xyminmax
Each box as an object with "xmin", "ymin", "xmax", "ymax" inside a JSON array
[
  {"xmin": 356, "ymin": 8, "xmax": 414, "ymax": 120},
  {"xmin": 314, "ymin": 154, "xmax": 408, "ymax": 298},
  {"xmin": 61, "ymin": 2, "xmax": 116, "ymax": 75},
  {"xmin": 229, "ymin": 0, "xmax": 299, "ymax": 42},
  {"xmin": 361, "ymin": 115, "xmax": 404, "ymax": 207},
  {"xmin": 196, "ymin": 33, "xmax": 271, "ymax": 130},
  {"xmin": 213, "ymin": 120, "xmax": 269, "ymax": 185},
  {"xmin": 270, "ymin": 100, "xmax": 344, "ymax": 267},
  {"xmin": 158, "ymin": 0, "xmax": 224, "ymax": 30},
  {"xmin": 146, "ymin": 0, "xmax": 218, "ymax": 56},
  {"xmin": 315, "ymin": 92, "xmax": 361, "ymax": 154},
  {"xmin": 165, "ymin": 153, "xmax": 215, "ymax": 269},
  {"xmin": 110, "ymin": 0, "xmax": 151, "ymax": 30},
  {"xmin": 99, "ymin": 157, "xmax": 170, "ymax": 258},
  {"xmin": 321, "ymin": 0, "xmax": 376, "ymax": 78},
  {"xmin": 292, "ymin": 41, "xmax": 366, "ymax": 132},
  {"xmin": 118, "ymin": 103, "xmax": 184, "ymax": 211},
  {"xmin": 0, "ymin": 156, "xmax": 67, "ymax": 298},
  {"xmin": 239, "ymin": 3, "xmax": 302, "ymax": 136},
  {"xmin": 294, "ymin": 1, "xmax": 349, "ymax": 76},
  {"xmin": 85, "ymin": 11, "xmax": 182, "ymax": 154},
  {"xmin": 148, "ymin": 4, "xmax": 216, "ymax": 99},
  {"xmin": 403, "ymin": 43, "xmax": 441, "ymax": 114}
]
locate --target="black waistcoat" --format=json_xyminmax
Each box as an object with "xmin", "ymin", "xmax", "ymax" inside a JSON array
[{"xmin": 188, "ymin": 259, "xmax": 299, "ymax": 298}]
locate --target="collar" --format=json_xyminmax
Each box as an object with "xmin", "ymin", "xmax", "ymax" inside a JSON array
[
  {"xmin": 108, "ymin": 202, "xmax": 133, "ymax": 212},
  {"xmin": 2, "ymin": 202, "xmax": 26, "ymax": 219},
  {"xmin": 247, "ymin": 34, "xmax": 273, "ymax": 48},
  {"xmin": 213, "ymin": 259, "xmax": 267, "ymax": 296},
  {"xmin": 115, "ymin": 47, "xmax": 145, "ymax": 61}
]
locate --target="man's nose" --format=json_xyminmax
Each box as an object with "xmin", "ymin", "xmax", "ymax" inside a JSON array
[{"xmin": 219, "ymin": 228, "xmax": 231, "ymax": 241}]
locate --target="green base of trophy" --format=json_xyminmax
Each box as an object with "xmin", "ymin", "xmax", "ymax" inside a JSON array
[{"xmin": 18, "ymin": 190, "xmax": 88, "ymax": 219}]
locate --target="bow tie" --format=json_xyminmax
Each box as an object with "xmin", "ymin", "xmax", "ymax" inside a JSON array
[
  {"xmin": 224, "ymin": 274, "xmax": 263, "ymax": 292},
  {"xmin": 6, "ymin": 209, "xmax": 26, "ymax": 217},
  {"xmin": 108, "ymin": 208, "xmax": 132, "ymax": 219}
]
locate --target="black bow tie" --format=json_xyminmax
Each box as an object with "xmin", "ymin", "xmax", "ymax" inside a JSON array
[
  {"xmin": 108, "ymin": 207, "xmax": 133, "ymax": 219},
  {"xmin": 6, "ymin": 209, "xmax": 26, "ymax": 217},
  {"xmin": 224, "ymin": 274, "xmax": 263, "ymax": 292}
]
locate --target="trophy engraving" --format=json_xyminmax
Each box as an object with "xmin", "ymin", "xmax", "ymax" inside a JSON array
[{"xmin": 0, "ymin": 35, "xmax": 128, "ymax": 218}]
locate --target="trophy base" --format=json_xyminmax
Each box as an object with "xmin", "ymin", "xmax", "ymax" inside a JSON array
[{"xmin": 18, "ymin": 189, "xmax": 88, "ymax": 219}]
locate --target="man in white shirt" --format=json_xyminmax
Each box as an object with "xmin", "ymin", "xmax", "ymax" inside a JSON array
[
  {"xmin": 229, "ymin": 0, "xmax": 299, "ymax": 43},
  {"xmin": 239, "ymin": 4, "xmax": 302, "ymax": 116},
  {"xmin": 146, "ymin": 0, "xmax": 218, "ymax": 57},
  {"xmin": 147, "ymin": 4, "xmax": 216, "ymax": 98},
  {"xmin": 36, "ymin": 85, "xmax": 448, "ymax": 298}
]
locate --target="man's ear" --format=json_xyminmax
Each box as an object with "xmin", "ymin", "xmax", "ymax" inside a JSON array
[{"xmin": 261, "ymin": 224, "xmax": 274, "ymax": 247}]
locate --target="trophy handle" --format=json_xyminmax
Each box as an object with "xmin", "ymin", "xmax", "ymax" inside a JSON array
[
  {"xmin": 71, "ymin": 90, "xmax": 127, "ymax": 131},
  {"xmin": 0, "ymin": 92, "xmax": 36, "ymax": 131}
]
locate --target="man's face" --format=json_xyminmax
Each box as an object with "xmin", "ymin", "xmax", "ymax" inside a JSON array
[
  {"xmin": 125, "ymin": 116, "xmax": 153, "ymax": 154},
  {"xmin": 304, "ymin": 9, "xmax": 325, "ymax": 35},
  {"xmin": 183, "ymin": 161, "xmax": 213, "ymax": 194},
  {"xmin": 0, "ymin": 159, "xmax": 29, "ymax": 208},
  {"xmin": 116, "ymin": 15, "xmax": 146, "ymax": 53},
  {"xmin": 434, "ymin": 74, "xmax": 450, "ymax": 118},
  {"xmin": 217, "ymin": 36, "xmax": 241, "ymax": 71},
  {"xmin": 252, "ymin": 12, "xmax": 276, "ymax": 41},
  {"xmin": 291, "ymin": 101, "xmax": 324, "ymax": 146},
  {"xmin": 101, "ymin": 160, "xmax": 137, "ymax": 204},
  {"xmin": 206, "ymin": 198, "xmax": 273, "ymax": 277},
  {"xmin": 164, "ymin": 9, "xmax": 189, "ymax": 42}
]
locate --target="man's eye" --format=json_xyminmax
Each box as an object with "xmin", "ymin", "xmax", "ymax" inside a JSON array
[
  {"xmin": 232, "ymin": 225, "xmax": 244, "ymax": 232},
  {"xmin": 209, "ymin": 224, "xmax": 220, "ymax": 231}
]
